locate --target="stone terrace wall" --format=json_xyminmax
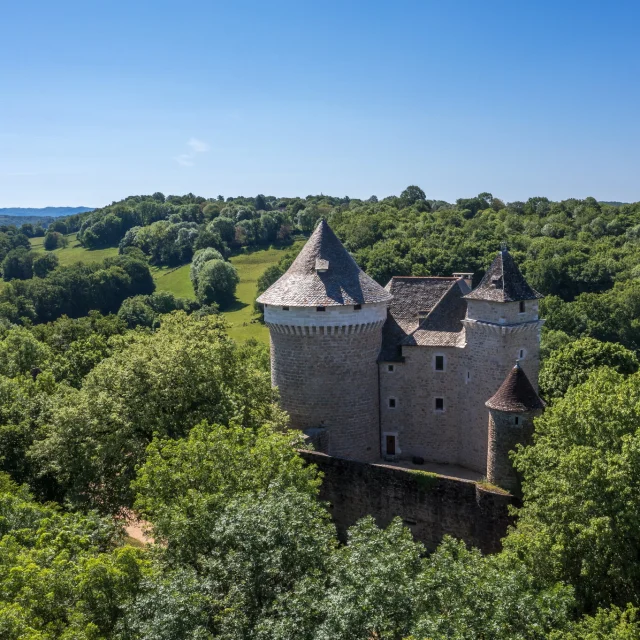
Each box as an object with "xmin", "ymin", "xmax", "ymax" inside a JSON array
[{"xmin": 300, "ymin": 450, "xmax": 515, "ymax": 554}]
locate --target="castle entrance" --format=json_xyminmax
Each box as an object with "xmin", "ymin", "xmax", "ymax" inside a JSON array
[{"xmin": 385, "ymin": 435, "xmax": 396, "ymax": 456}]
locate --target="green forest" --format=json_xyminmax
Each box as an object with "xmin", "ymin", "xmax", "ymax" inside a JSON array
[{"xmin": 2, "ymin": 187, "xmax": 640, "ymax": 638}]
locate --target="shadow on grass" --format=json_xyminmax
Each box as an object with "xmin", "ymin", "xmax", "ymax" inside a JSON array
[{"xmin": 223, "ymin": 299, "xmax": 249, "ymax": 313}]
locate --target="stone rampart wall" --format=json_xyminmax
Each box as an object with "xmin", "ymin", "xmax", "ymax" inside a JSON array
[{"xmin": 300, "ymin": 450, "xmax": 514, "ymax": 554}]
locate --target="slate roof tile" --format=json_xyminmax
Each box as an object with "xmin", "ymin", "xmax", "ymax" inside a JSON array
[
  {"xmin": 464, "ymin": 250, "xmax": 542, "ymax": 302},
  {"xmin": 485, "ymin": 362, "xmax": 546, "ymax": 412},
  {"xmin": 256, "ymin": 220, "xmax": 393, "ymax": 307},
  {"xmin": 379, "ymin": 277, "xmax": 468, "ymax": 360}
]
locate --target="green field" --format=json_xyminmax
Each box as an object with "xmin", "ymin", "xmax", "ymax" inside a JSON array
[
  {"xmin": 224, "ymin": 245, "xmax": 301, "ymax": 343},
  {"xmin": 152, "ymin": 244, "xmax": 301, "ymax": 343},
  {"xmin": 30, "ymin": 234, "xmax": 119, "ymax": 266},
  {"xmin": 152, "ymin": 264, "xmax": 194, "ymax": 299},
  {"xmin": 31, "ymin": 234, "xmax": 299, "ymax": 343}
]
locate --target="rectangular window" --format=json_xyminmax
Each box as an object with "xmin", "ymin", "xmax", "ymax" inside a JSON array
[
  {"xmin": 514, "ymin": 416, "xmax": 520, "ymax": 425},
  {"xmin": 282, "ymin": 306, "xmax": 289, "ymax": 311},
  {"xmin": 388, "ymin": 398, "xmax": 396, "ymax": 409},
  {"xmin": 435, "ymin": 397, "xmax": 444, "ymax": 412},
  {"xmin": 435, "ymin": 355, "xmax": 444, "ymax": 371},
  {"xmin": 387, "ymin": 364, "xmax": 395, "ymax": 373},
  {"xmin": 316, "ymin": 306, "xmax": 326, "ymax": 312},
  {"xmin": 519, "ymin": 300, "xmax": 526, "ymax": 313},
  {"xmin": 354, "ymin": 304, "xmax": 362, "ymax": 310}
]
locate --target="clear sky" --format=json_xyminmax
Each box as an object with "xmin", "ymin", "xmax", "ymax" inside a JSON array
[{"xmin": 1, "ymin": 0, "xmax": 639, "ymax": 207}]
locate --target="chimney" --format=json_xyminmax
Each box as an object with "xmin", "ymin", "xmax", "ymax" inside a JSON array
[{"xmin": 453, "ymin": 272, "xmax": 473, "ymax": 289}]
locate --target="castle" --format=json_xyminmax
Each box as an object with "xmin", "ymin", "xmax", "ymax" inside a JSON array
[{"xmin": 257, "ymin": 220, "xmax": 545, "ymax": 492}]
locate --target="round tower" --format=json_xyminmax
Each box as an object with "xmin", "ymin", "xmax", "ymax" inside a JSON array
[
  {"xmin": 256, "ymin": 220, "xmax": 392, "ymax": 462},
  {"xmin": 485, "ymin": 361, "xmax": 545, "ymax": 493}
]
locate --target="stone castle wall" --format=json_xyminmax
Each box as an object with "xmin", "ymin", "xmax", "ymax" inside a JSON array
[
  {"xmin": 379, "ymin": 345, "xmax": 467, "ymax": 465},
  {"xmin": 378, "ymin": 316, "xmax": 542, "ymax": 475},
  {"xmin": 300, "ymin": 450, "xmax": 514, "ymax": 553},
  {"xmin": 270, "ymin": 317, "xmax": 384, "ymax": 462}
]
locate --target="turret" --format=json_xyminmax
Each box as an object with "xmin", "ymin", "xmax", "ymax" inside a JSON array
[
  {"xmin": 257, "ymin": 220, "xmax": 392, "ymax": 462},
  {"xmin": 455, "ymin": 247, "xmax": 544, "ymax": 474},
  {"xmin": 485, "ymin": 362, "xmax": 545, "ymax": 493},
  {"xmin": 463, "ymin": 247, "xmax": 544, "ymax": 387}
]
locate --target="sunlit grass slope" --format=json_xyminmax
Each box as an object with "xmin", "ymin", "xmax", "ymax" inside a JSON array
[
  {"xmin": 28, "ymin": 234, "xmax": 300, "ymax": 344},
  {"xmin": 152, "ymin": 264, "xmax": 195, "ymax": 299},
  {"xmin": 224, "ymin": 243, "xmax": 302, "ymax": 343},
  {"xmin": 30, "ymin": 234, "xmax": 118, "ymax": 266}
]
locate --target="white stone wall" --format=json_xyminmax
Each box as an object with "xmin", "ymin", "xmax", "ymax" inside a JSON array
[
  {"xmin": 264, "ymin": 302, "xmax": 387, "ymax": 328},
  {"xmin": 466, "ymin": 299, "xmax": 539, "ymax": 324}
]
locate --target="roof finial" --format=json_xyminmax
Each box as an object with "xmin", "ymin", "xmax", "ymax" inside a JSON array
[{"xmin": 514, "ymin": 358, "xmax": 521, "ymax": 369}]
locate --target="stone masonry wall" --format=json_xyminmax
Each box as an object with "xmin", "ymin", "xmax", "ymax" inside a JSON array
[
  {"xmin": 271, "ymin": 325, "xmax": 382, "ymax": 462},
  {"xmin": 300, "ymin": 450, "xmax": 514, "ymax": 553},
  {"xmin": 487, "ymin": 409, "xmax": 538, "ymax": 494},
  {"xmin": 461, "ymin": 320, "xmax": 541, "ymax": 472}
]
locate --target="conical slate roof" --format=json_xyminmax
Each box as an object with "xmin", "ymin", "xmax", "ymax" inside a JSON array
[
  {"xmin": 485, "ymin": 362, "xmax": 546, "ymax": 413},
  {"xmin": 256, "ymin": 220, "xmax": 393, "ymax": 307},
  {"xmin": 465, "ymin": 249, "xmax": 542, "ymax": 302}
]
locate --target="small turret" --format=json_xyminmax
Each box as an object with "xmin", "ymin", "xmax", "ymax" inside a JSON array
[{"xmin": 485, "ymin": 361, "xmax": 545, "ymax": 493}]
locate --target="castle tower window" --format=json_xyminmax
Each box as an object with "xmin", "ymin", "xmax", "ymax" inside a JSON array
[
  {"xmin": 518, "ymin": 348, "xmax": 526, "ymax": 360},
  {"xmin": 519, "ymin": 300, "xmax": 526, "ymax": 313},
  {"xmin": 435, "ymin": 397, "xmax": 444, "ymax": 412},
  {"xmin": 388, "ymin": 397, "xmax": 396, "ymax": 409},
  {"xmin": 282, "ymin": 306, "xmax": 289, "ymax": 311},
  {"xmin": 514, "ymin": 416, "xmax": 520, "ymax": 425},
  {"xmin": 354, "ymin": 304, "xmax": 362, "ymax": 310},
  {"xmin": 434, "ymin": 354, "xmax": 445, "ymax": 371},
  {"xmin": 316, "ymin": 306, "xmax": 326, "ymax": 312},
  {"xmin": 387, "ymin": 364, "xmax": 395, "ymax": 373}
]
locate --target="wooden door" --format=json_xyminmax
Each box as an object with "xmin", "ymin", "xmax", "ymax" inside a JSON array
[{"xmin": 386, "ymin": 435, "xmax": 396, "ymax": 456}]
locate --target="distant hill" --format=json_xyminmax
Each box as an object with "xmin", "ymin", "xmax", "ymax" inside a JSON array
[{"xmin": 0, "ymin": 206, "xmax": 94, "ymax": 218}]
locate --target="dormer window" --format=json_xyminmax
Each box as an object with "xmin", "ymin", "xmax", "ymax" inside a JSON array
[
  {"xmin": 491, "ymin": 276, "xmax": 503, "ymax": 288},
  {"xmin": 315, "ymin": 258, "xmax": 329, "ymax": 273}
]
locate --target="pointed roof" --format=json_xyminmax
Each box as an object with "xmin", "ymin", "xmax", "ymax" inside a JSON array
[
  {"xmin": 256, "ymin": 220, "xmax": 393, "ymax": 307},
  {"xmin": 464, "ymin": 249, "xmax": 542, "ymax": 302},
  {"xmin": 485, "ymin": 362, "xmax": 546, "ymax": 413}
]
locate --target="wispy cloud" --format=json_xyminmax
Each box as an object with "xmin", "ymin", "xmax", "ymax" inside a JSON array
[{"xmin": 175, "ymin": 137, "xmax": 210, "ymax": 166}]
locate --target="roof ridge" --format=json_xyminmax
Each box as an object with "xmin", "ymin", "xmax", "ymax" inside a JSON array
[{"xmin": 390, "ymin": 275, "xmax": 458, "ymax": 280}]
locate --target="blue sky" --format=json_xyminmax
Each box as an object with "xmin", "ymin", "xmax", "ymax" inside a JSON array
[{"xmin": 1, "ymin": 0, "xmax": 639, "ymax": 207}]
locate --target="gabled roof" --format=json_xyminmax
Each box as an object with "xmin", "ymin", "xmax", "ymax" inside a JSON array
[
  {"xmin": 485, "ymin": 362, "xmax": 545, "ymax": 413},
  {"xmin": 464, "ymin": 249, "xmax": 542, "ymax": 303},
  {"xmin": 401, "ymin": 279, "xmax": 470, "ymax": 348},
  {"xmin": 379, "ymin": 277, "xmax": 467, "ymax": 361},
  {"xmin": 256, "ymin": 220, "xmax": 393, "ymax": 307}
]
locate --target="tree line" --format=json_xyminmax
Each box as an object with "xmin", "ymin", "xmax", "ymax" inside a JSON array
[{"xmin": 1, "ymin": 187, "xmax": 640, "ymax": 637}]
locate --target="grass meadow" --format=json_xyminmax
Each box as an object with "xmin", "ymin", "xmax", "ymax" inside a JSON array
[{"xmin": 29, "ymin": 234, "xmax": 302, "ymax": 343}]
